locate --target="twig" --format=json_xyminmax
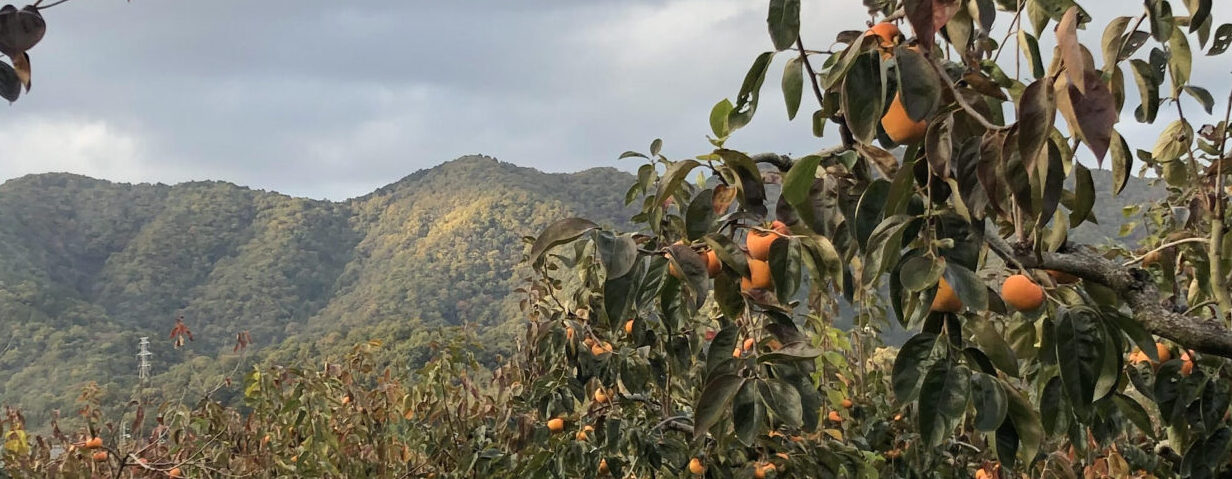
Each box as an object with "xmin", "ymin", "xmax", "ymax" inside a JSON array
[
  {"xmin": 1122, "ymin": 237, "xmax": 1211, "ymax": 266},
  {"xmin": 928, "ymin": 56, "xmax": 1004, "ymax": 131},
  {"xmin": 34, "ymin": 0, "xmax": 72, "ymax": 10},
  {"xmin": 794, "ymin": 36, "xmax": 826, "ymax": 111},
  {"xmin": 990, "ymin": 0, "xmax": 1025, "ymax": 63}
]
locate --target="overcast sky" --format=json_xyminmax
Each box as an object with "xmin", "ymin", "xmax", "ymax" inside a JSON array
[{"xmin": 1, "ymin": 0, "xmax": 1228, "ymax": 200}]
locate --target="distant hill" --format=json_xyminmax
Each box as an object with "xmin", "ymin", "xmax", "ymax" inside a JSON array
[
  {"xmin": 0, "ymin": 155, "xmax": 1160, "ymax": 427},
  {"xmin": 0, "ymin": 156, "xmax": 634, "ymax": 425}
]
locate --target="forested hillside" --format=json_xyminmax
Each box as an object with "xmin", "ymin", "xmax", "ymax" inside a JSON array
[
  {"xmin": 0, "ymin": 155, "xmax": 633, "ymax": 426},
  {"xmin": 0, "ymin": 156, "xmax": 1156, "ymax": 427}
]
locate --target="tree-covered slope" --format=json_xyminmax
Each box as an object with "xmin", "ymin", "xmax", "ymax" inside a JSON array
[
  {"xmin": 0, "ymin": 156, "xmax": 1155, "ymax": 426},
  {"xmin": 0, "ymin": 155, "xmax": 633, "ymax": 426}
]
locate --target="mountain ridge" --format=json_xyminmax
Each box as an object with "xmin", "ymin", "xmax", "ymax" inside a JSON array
[{"xmin": 0, "ymin": 155, "xmax": 636, "ymax": 426}]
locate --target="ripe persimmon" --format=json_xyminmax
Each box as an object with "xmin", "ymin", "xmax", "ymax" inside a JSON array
[
  {"xmin": 547, "ymin": 417, "xmax": 565, "ymax": 433},
  {"xmin": 624, "ymin": 320, "xmax": 634, "ymax": 335},
  {"xmin": 746, "ymin": 227, "xmax": 784, "ymax": 261},
  {"xmin": 169, "ymin": 467, "xmax": 183, "ymax": 478},
  {"xmin": 755, "ymin": 462, "xmax": 777, "ymax": 478},
  {"xmin": 1001, "ymin": 274, "xmax": 1045, "ymax": 311},
  {"xmin": 688, "ymin": 457, "xmax": 705, "ymax": 475},
  {"xmin": 741, "ymin": 259, "xmax": 773, "ymax": 291},
  {"xmin": 92, "ymin": 451, "xmax": 108, "ymax": 462},
  {"xmin": 704, "ymin": 249, "xmax": 722, "ymax": 277},
  {"xmin": 598, "ymin": 458, "xmax": 609, "ymax": 474},
  {"xmin": 882, "ymin": 93, "xmax": 928, "ymax": 144},
  {"xmin": 841, "ymin": 398, "xmax": 853, "ymax": 409},
  {"xmin": 1046, "ymin": 269, "xmax": 1079, "ymax": 284},
  {"xmin": 1181, "ymin": 350, "xmax": 1195, "ymax": 376},
  {"xmin": 865, "ymin": 22, "xmax": 902, "ymax": 51},
  {"xmin": 593, "ymin": 388, "xmax": 609, "ymax": 404},
  {"xmin": 83, "ymin": 437, "xmax": 103, "ymax": 449},
  {"xmin": 930, "ymin": 278, "xmax": 963, "ymax": 313},
  {"xmin": 827, "ymin": 411, "xmax": 843, "ymax": 423}
]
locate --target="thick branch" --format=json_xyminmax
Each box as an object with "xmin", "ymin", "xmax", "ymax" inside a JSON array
[{"xmin": 985, "ymin": 233, "xmax": 1232, "ymax": 358}]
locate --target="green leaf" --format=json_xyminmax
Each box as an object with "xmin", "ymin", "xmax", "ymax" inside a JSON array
[
  {"xmin": 782, "ymin": 56, "xmax": 804, "ymax": 120},
  {"xmin": 0, "ymin": 60, "xmax": 19, "ymax": 103},
  {"xmin": 1101, "ymin": 16, "xmax": 1133, "ymax": 70},
  {"xmin": 1036, "ymin": 141, "xmax": 1065, "ymax": 230},
  {"xmin": 972, "ymin": 320, "xmax": 1020, "ymax": 377},
  {"xmin": 1001, "ymin": 380, "xmax": 1043, "ymax": 467},
  {"xmin": 1017, "ymin": 30, "xmax": 1045, "ymax": 79},
  {"xmin": 943, "ymin": 262, "xmax": 988, "ymax": 312},
  {"xmin": 685, "ymin": 189, "xmax": 715, "ymax": 242},
  {"xmin": 1055, "ymin": 308, "xmax": 1104, "ymax": 419},
  {"xmin": 1187, "ymin": 0, "xmax": 1212, "ymax": 34},
  {"xmin": 694, "ymin": 374, "xmax": 745, "ymax": 440},
  {"xmin": 1017, "ymin": 78, "xmax": 1055, "ymax": 165},
  {"xmin": 707, "ymin": 326, "xmax": 740, "ymax": 376},
  {"xmin": 842, "ymin": 51, "xmax": 887, "ymax": 144},
  {"xmin": 760, "ymin": 379, "xmax": 804, "ymax": 427},
  {"xmin": 862, "ymin": 214, "xmax": 914, "ymax": 287},
  {"xmin": 1168, "ymin": 25, "xmax": 1192, "ymax": 96},
  {"xmin": 766, "ymin": 0, "xmax": 801, "ymax": 51},
  {"xmin": 892, "ymin": 332, "xmax": 939, "ymax": 405},
  {"xmin": 854, "ymin": 179, "xmax": 892, "ymax": 252},
  {"xmin": 596, "ymin": 232, "xmax": 638, "ymax": 279},
  {"xmin": 1209, "ymin": 23, "xmax": 1232, "ymax": 55},
  {"xmin": 529, "ymin": 218, "xmax": 598, "ymax": 265},
  {"xmin": 798, "ymin": 234, "xmax": 843, "ymax": 291},
  {"xmin": 1113, "ymin": 393, "xmax": 1157, "ymax": 439},
  {"xmin": 925, "ymin": 112, "xmax": 954, "ymax": 178},
  {"xmin": 918, "ymin": 361, "xmax": 971, "ymax": 446},
  {"xmin": 1040, "ymin": 376, "xmax": 1066, "ymax": 435},
  {"xmin": 655, "ymin": 159, "xmax": 701, "ymax": 209},
  {"xmin": 781, "ymin": 154, "xmax": 821, "ymax": 205},
  {"xmin": 1184, "ymin": 85, "xmax": 1215, "ymax": 114},
  {"xmin": 899, "ymin": 255, "xmax": 946, "ymax": 292},
  {"xmin": 1110, "ymin": 130, "xmax": 1132, "ymax": 195},
  {"xmin": 768, "ymin": 237, "xmax": 801, "ymax": 302},
  {"xmin": 1129, "ymin": 59, "xmax": 1160, "ymax": 123},
  {"xmin": 1068, "ymin": 163, "xmax": 1095, "ymax": 227},
  {"xmin": 732, "ymin": 379, "xmax": 764, "ymax": 445},
  {"xmin": 710, "ymin": 99, "xmax": 735, "ymax": 138},
  {"xmin": 666, "ymin": 243, "xmax": 709, "ymax": 311},
  {"xmin": 730, "ymin": 52, "xmax": 776, "ymax": 131},
  {"xmin": 894, "ymin": 44, "xmax": 941, "ymax": 121},
  {"xmin": 705, "ymin": 234, "xmax": 750, "ymax": 278},
  {"xmin": 758, "ymin": 342, "xmax": 823, "ymax": 363},
  {"xmin": 971, "ymin": 372, "xmax": 1008, "ymax": 431},
  {"xmin": 1148, "ymin": 0, "xmax": 1175, "ymax": 42},
  {"xmin": 619, "ymin": 151, "xmax": 647, "ymax": 160},
  {"xmin": 1151, "ymin": 120, "xmax": 1193, "ymax": 165}
]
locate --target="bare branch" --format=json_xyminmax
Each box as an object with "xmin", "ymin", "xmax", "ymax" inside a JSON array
[{"xmin": 985, "ymin": 232, "xmax": 1232, "ymax": 358}]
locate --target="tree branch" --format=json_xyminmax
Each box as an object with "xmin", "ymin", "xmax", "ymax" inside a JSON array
[{"xmin": 985, "ymin": 232, "xmax": 1232, "ymax": 358}]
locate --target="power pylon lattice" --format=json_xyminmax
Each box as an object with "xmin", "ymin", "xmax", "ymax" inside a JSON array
[{"xmin": 137, "ymin": 337, "xmax": 152, "ymax": 381}]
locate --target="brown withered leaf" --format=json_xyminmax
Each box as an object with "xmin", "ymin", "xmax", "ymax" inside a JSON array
[
  {"xmin": 712, "ymin": 184, "xmax": 737, "ymax": 214},
  {"xmin": 1055, "ymin": 7, "xmax": 1087, "ymax": 93}
]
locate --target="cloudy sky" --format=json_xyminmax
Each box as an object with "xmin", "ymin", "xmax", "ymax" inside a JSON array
[{"xmin": 2, "ymin": 0, "xmax": 1229, "ymax": 200}]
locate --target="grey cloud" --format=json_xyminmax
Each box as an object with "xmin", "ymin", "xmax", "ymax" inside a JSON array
[{"xmin": 1, "ymin": 0, "xmax": 1229, "ymax": 199}]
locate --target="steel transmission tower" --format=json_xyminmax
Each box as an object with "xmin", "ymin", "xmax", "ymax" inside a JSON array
[{"xmin": 137, "ymin": 337, "xmax": 152, "ymax": 381}]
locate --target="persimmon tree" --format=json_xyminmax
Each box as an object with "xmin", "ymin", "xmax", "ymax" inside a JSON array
[{"xmin": 519, "ymin": 0, "xmax": 1232, "ymax": 477}]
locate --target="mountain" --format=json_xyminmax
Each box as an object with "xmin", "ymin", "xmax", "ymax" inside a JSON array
[
  {"xmin": 0, "ymin": 156, "xmax": 634, "ymax": 426},
  {"xmin": 0, "ymin": 155, "xmax": 1161, "ymax": 428}
]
